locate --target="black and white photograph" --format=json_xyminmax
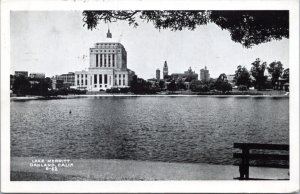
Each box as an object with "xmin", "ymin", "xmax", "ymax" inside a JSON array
[{"xmin": 1, "ymin": 0, "xmax": 299, "ymax": 193}]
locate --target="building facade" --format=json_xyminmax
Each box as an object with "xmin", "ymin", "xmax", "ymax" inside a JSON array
[
  {"xmin": 156, "ymin": 69, "xmax": 160, "ymax": 80},
  {"xmin": 171, "ymin": 67, "xmax": 198, "ymax": 81},
  {"xmin": 163, "ymin": 61, "xmax": 168, "ymax": 78},
  {"xmin": 200, "ymin": 66, "xmax": 210, "ymax": 82},
  {"xmin": 15, "ymin": 71, "xmax": 28, "ymax": 77},
  {"xmin": 57, "ymin": 72, "xmax": 75, "ymax": 86},
  {"xmin": 226, "ymin": 74, "xmax": 235, "ymax": 86},
  {"xmin": 29, "ymin": 73, "xmax": 45, "ymax": 79},
  {"xmin": 75, "ymin": 30, "xmax": 134, "ymax": 91}
]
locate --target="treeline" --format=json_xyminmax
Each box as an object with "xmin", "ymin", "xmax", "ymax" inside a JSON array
[
  {"xmin": 234, "ymin": 58, "xmax": 289, "ymax": 90},
  {"xmin": 11, "ymin": 75, "xmax": 86, "ymax": 96},
  {"xmin": 127, "ymin": 58, "xmax": 289, "ymax": 95}
]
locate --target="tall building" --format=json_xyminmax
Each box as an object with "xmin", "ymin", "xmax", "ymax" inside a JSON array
[
  {"xmin": 75, "ymin": 30, "xmax": 135, "ymax": 91},
  {"xmin": 156, "ymin": 69, "xmax": 160, "ymax": 80},
  {"xmin": 163, "ymin": 61, "xmax": 168, "ymax": 78},
  {"xmin": 200, "ymin": 66, "xmax": 210, "ymax": 82}
]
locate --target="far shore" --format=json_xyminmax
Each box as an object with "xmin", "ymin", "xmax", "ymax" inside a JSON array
[{"xmin": 10, "ymin": 92, "xmax": 289, "ymax": 101}]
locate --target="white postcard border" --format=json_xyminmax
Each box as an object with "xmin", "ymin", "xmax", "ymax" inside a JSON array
[{"xmin": 1, "ymin": 0, "xmax": 299, "ymax": 193}]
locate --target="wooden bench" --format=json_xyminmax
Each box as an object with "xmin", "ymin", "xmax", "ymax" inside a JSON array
[{"xmin": 233, "ymin": 143, "xmax": 289, "ymax": 180}]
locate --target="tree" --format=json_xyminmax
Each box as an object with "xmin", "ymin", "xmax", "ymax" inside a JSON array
[
  {"xmin": 130, "ymin": 75, "xmax": 155, "ymax": 94},
  {"xmin": 215, "ymin": 73, "xmax": 232, "ymax": 93},
  {"xmin": 282, "ymin": 68, "xmax": 289, "ymax": 82},
  {"xmin": 82, "ymin": 10, "xmax": 288, "ymax": 48},
  {"xmin": 267, "ymin": 61, "xmax": 284, "ymax": 89},
  {"xmin": 177, "ymin": 79, "xmax": 186, "ymax": 90},
  {"xmin": 234, "ymin": 65, "xmax": 251, "ymax": 87},
  {"xmin": 12, "ymin": 75, "xmax": 31, "ymax": 96},
  {"xmin": 250, "ymin": 58, "xmax": 267, "ymax": 90},
  {"xmin": 167, "ymin": 80, "xmax": 177, "ymax": 93},
  {"xmin": 158, "ymin": 80, "xmax": 165, "ymax": 89}
]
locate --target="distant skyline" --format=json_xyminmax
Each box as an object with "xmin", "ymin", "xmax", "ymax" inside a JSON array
[{"xmin": 11, "ymin": 11, "xmax": 289, "ymax": 79}]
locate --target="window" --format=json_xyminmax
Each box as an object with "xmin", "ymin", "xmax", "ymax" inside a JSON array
[
  {"xmin": 100, "ymin": 54, "xmax": 103, "ymax": 67},
  {"xmin": 94, "ymin": 74, "xmax": 97, "ymax": 84},
  {"xmin": 112, "ymin": 54, "xmax": 115, "ymax": 67},
  {"xmin": 85, "ymin": 80, "xmax": 87, "ymax": 85},
  {"xmin": 119, "ymin": 79, "xmax": 121, "ymax": 85},
  {"xmin": 99, "ymin": 74, "xmax": 102, "ymax": 84},
  {"xmin": 77, "ymin": 80, "xmax": 79, "ymax": 85},
  {"xmin": 104, "ymin": 74, "xmax": 107, "ymax": 84},
  {"xmin": 123, "ymin": 79, "xmax": 125, "ymax": 85},
  {"xmin": 123, "ymin": 74, "xmax": 125, "ymax": 78},
  {"xmin": 96, "ymin": 54, "xmax": 98, "ymax": 67},
  {"xmin": 104, "ymin": 55, "xmax": 106, "ymax": 67}
]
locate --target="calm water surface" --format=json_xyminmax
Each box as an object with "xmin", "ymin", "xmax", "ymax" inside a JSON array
[{"xmin": 11, "ymin": 96, "xmax": 289, "ymax": 165}]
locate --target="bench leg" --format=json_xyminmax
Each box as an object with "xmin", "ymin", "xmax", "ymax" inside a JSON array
[{"xmin": 239, "ymin": 148, "xmax": 249, "ymax": 180}]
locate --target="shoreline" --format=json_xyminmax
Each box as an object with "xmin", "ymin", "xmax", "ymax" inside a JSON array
[
  {"xmin": 11, "ymin": 157, "xmax": 289, "ymax": 181},
  {"xmin": 10, "ymin": 93, "xmax": 289, "ymax": 101}
]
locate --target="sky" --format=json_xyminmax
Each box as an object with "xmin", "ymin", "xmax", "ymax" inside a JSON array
[{"xmin": 11, "ymin": 11, "xmax": 289, "ymax": 79}]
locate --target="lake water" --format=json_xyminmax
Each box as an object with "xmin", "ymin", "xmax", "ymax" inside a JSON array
[{"xmin": 11, "ymin": 96, "xmax": 289, "ymax": 165}]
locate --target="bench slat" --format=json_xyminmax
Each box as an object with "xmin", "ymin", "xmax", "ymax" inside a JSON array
[
  {"xmin": 234, "ymin": 143, "xmax": 289, "ymax": 150},
  {"xmin": 233, "ymin": 163, "xmax": 289, "ymax": 169},
  {"xmin": 233, "ymin": 153, "xmax": 289, "ymax": 160}
]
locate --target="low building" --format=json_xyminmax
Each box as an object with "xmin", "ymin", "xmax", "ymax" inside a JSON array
[
  {"xmin": 57, "ymin": 72, "xmax": 75, "ymax": 86},
  {"xmin": 29, "ymin": 73, "xmax": 45, "ymax": 79},
  {"xmin": 170, "ymin": 67, "xmax": 198, "ymax": 82},
  {"xmin": 51, "ymin": 77, "xmax": 64, "ymax": 90},
  {"xmin": 226, "ymin": 74, "xmax": 235, "ymax": 86},
  {"xmin": 15, "ymin": 71, "xmax": 28, "ymax": 77},
  {"xmin": 147, "ymin": 78, "xmax": 158, "ymax": 87},
  {"xmin": 275, "ymin": 77, "xmax": 289, "ymax": 91}
]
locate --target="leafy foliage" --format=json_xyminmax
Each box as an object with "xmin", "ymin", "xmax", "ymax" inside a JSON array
[
  {"xmin": 215, "ymin": 73, "xmax": 232, "ymax": 93},
  {"xmin": 158, "ymin": 80, "xmax": 165, "ymax": 89},
  {"xmin": 250, "ymin": 58, "xmax": 267, "ymax": 90},
  {"xmin": 190, "ymin": 80, "xmax": 209, "ymax": 92},
  {"xmin": 209, "ymin": 11, "xmax": 288, "ymax": 48},
  {"xmin": 167, "ymin": 80, "xmax": 177, "ymax": 92},
  {"xmin": 130, "ymin": 75, "xmax": 156, "ymax": 94},
  {"xmin": 82, "ymin": 10, "xmax": 289, "ymax": 48},
  {"xmin": 282, "ymin": 68, "xmax": 289, "ymax": 82},
  {"xmin": 267, "ymin": 61, "xmax": 284, "ymax": 88},
  {"xmin": 234, "ymin": 65, "xmax": 251, "ymax": 87},
  {"xmin": 12, "ymin": 75, "xmax": 31, "ymax": 96}
]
